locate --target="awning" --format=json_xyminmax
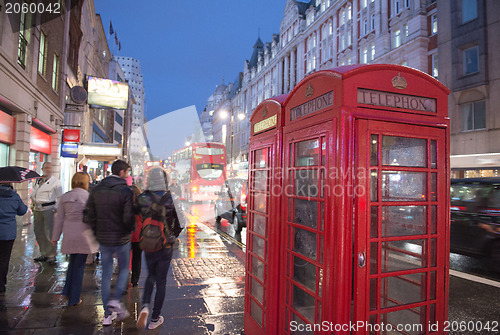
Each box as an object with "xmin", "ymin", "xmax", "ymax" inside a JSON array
[{"xmin": 77, "ymin": 143, "xmax": 122, "ymax": 162}]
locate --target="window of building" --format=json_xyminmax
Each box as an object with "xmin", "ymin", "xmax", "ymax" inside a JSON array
[
  {"xmin": 52, "ymin": 53, "xmax": 59, "ymax": 91},
  {"xmin": 405, "ymin": 0, "xmax": 410, "ymax": 8},
  {"xmin": 361, "ymin": 47, "xmax": 368, "ymax": 63},
  {"xmin": 431, "ymin": 14, "xmax": 438, "ymax": 35},
  {"xmin": 371, "ymin": 14, "xmax": 376, "ymax": 30},
  {"xmin": 347, "ymin": 30, "xmax": 352, "ymax": 46},
  {"xmin": 363, "ymin": 19, "xmax": 368, "ymax": 35},
  {"xmin": 115, "ymin": 112, "xmax": 123, "ymax": 126},
  {"xmin": 432, "ymin": 53, "xmax": 438, "ymax": 78},
  {"xmin": 361, "ymin": 0, "xmax": 367, "ymax": 8},
  {"xmin": 114, "ymin": 131, "xmax": 122, "ymax": 143},
  {"xmin": 18, "ymin": 8, "xmax": 30, "ymax": 68},
  {"xmin": 462, "ymin": 0, "xmax": 477, "ymax": 23},
  {"xmin": 38, "ymin": 31, "xmax": 48, "ymax": 75},
  {"xmin": 461, "ymin": 100, "xmax": 486, "ymax": 131},
  {"xmin": 347, "ymin": 4, "xmax": 352, "ymax": 20},
  {"xmin": 463, "ymin": 46, "xmax": 479, "ymax": 75},
  {"xmin": 404, "ymin": 24, "xmax": 409, "ymax": 42},
  {"xmin": 370, "ymin": 44, "xmax": 375, "ymax": 60},
  {"xmin": 394, "ymin": 0, "xmax": 401, "ymax": 15},
  {"xmin": 340, "ymin": 9, "xmax": 345, "ymax": 25},
  {"xmin": 393, "ymin": 29, "xmax": 401, "ymax": 48},
  {"xmin": 340, "ymin": 33, "xmax": 345, "ymax": 50}
]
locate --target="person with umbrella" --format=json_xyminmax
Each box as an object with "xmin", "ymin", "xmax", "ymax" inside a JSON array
[
  {"xmin": 0, "ymin": 166, "xmax": 33, "ymax": 293},
  {"xmin": 30, "ymin": 162, "xmax": 62, "ymax": 265}
]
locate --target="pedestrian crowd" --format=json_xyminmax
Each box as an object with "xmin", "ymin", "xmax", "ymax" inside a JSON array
[{"xmin": 0, "ymin": 159, "xmax": 184, "ymax": 330}]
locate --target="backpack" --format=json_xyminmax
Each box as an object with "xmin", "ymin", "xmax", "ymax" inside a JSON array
[{"xmin": 139, "ymin": 192, "xmax": 172, "ymax": 252}]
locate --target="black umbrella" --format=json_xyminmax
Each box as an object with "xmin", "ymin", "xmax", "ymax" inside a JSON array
[{"xmin": 0, "ymin": 166, "xmax": 42, "ymax": 183}]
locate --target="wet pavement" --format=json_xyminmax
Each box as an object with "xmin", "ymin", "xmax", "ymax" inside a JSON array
[{"xmin": 0, "ymin": 219, "xmax": 245, "ymax": 335}]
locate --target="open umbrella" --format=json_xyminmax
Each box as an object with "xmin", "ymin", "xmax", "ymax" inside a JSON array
[{"xmin": 0, "ymin": 166, "xmax": 42, "ymax": 183}]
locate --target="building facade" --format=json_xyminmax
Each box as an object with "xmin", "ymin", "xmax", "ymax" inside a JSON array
[
  {"xmin": 209, "ymin": 0, "xmax": 438, "ymax": 170},
  {"xmin": 438, "ymin": 0, "xmax": 500, "ymax": 178},
  {"xmin": 115, "ymin": 56, "xmax": 149, "ymax": 175}
]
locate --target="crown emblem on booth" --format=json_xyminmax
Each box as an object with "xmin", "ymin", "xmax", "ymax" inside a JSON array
[
  {"xmin": 305, "ymin": 83, "xmax": 314, "ymax": 97},
  {"xmin": 262, "ymin": 107, "xmax": 268, "ymax": 118},
  {"xmin": 392, "ymin": 73, "xmax": 407, "ymax": 89}
]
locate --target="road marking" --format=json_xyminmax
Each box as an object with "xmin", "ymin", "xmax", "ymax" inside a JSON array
[{"xmin": 449, "ymin": 269, "xmax": 500, "ymax": 288}]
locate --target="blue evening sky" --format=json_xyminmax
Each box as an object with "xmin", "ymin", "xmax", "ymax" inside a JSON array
[{"xmin": 94, "ymin": 0, "xmax": 286, "ymax": 120}]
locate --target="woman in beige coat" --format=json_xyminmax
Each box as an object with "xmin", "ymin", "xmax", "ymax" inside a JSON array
[{"xmin": 52, "ymin": 172, "xmax": 98, "ymax": 306}]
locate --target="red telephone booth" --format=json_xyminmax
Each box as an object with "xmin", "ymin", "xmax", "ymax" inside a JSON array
[
  {"xmin": 245, "ymin": 64, "xmax": 450, "ymax": 335},
  {"xmin": 245, "ymin": 95, "xmax": 287, "ymax": 335}
]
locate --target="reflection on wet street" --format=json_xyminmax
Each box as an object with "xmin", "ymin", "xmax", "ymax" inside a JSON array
[{"xmin": 1, "ymin": 209, "xmax": 246, "ymax": 334}]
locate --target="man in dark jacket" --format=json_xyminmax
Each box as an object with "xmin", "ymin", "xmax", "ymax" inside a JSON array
[{"xmin": 84, "ymin": 160, "xmax": 135, "ymax": 326}]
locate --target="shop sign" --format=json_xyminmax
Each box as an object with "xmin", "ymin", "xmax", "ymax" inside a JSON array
[
  {"xmin": 357, "ymin": 88, "xmax": 437, "ymax": 113},
  {"xmin": 254, "ymin": 115, "xmax": 277, "ymax": 133},
  {"xmin": 63, "ymin": 129, "xmax": 80, "ymax": 142},
  {"xmin": 0, "ymin": 110, "xmax": 16, "ymax": 144},
  {"xmin": 79, "ymin": 144, "xmax": 121, "ymax": 156},
  {"xmin": 30, "ymin": 127, "xmax": 52, "ymax": 154},
  {"xmin": 61, "ymin": 143, "xmax": 79, "ymax": 158},
  {"xmin": 290, "ymin": 91, "xmax": 334, "ymax": 121}
]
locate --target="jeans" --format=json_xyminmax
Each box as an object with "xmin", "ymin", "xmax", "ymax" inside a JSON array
[
  {"xmin": 130, "ymin": 242, "xmax": 142, "ymax": 286},
  {"xmin": 100, "ymin": 243, "xmax": 131, "ymax": 316},
  {"xmin": 62, "ymin": 254, "xmax": 87, "ymax": 305},
  {"xmin": 142, "ymin": 247, "xmax": 173, "ymax": 320},
  {"xmin": 33, "ymin": 209, "xmax": 57, "ymax": 258},
  {"xmin": 0, "ymin": 240, "xmax": 15, "ymax": 291}
]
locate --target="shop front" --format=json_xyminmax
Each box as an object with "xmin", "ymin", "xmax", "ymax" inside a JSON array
[{"xmin": 77, "ymin": 143, "xmax": 122, "ymax": 183}]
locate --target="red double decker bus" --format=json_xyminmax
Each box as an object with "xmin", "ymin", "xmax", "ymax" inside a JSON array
[{"xmin": 170, "ymin": 142, "xmax": 226, "ymax": 202}]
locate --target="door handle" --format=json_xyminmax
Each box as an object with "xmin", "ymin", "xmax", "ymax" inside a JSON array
[{"xmin": 358, "ymin": 252, "xmax": 366, "ymax": 268}]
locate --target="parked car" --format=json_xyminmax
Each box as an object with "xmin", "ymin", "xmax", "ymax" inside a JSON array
[
  {"xmin": 214, "ymin": 178, "xmax": 247, "ymax": 233},
  {"xmin": 450, "ymin": 178, "xmax": 500, "ymax": 272}
]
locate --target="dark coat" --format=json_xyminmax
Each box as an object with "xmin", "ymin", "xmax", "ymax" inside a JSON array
[
  {"xmin": 83, "ymin": 175, "xmax": 135, "ymax": 246},
  {"xmin": 135, "ymin": 190, "xmax": 184, "ymax": 240},
  {"xmin": 0, "ymin": 185, "xmax": 28, "ymax": 240}
]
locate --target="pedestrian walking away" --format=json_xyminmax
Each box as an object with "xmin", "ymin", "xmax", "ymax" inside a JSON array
[
  {"xmin": 135, "ymin": 167, "xmax": 184, "ymax": 330},
  {"xmin": 83, "ymin": 159, "xmax": 136, "ymax": 326},
  {"xmin": 129, "ymin": 184, "xmax": 143, "ymax": 287},
  {"xmin": 30, "ymin": 162, "xmax": 62, "ymax": 265},
  {"xmin": 51, "ymin": 172, "xmax": 99, "ymax": 306},
  {"xmin": 0, "ymin": 183, "xmax": 28, "ymax": 293}
]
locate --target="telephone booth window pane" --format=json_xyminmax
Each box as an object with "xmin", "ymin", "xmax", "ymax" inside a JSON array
[
  {"xmin": 382, "ymin": 172, "xmax": 427, "ymax": 201},
  {"xmin": 250, "ymin": 299, "xmax": 263, "ymax": 326},
  {"xmin": 291, "ymin": 313, "xmax": 314, "ymax": 335},
  {"xmin": 253, "ymin": 170, "xmax": 268, "ymax": 191},
  {"xmin": 380, "ymin": 306, "xmax": 426, "ymax": 335},
  {"xmin": 254, "ymin": 148, "xmax": 269, "ymax": 168},
  {"xmin": 252, "ymin": 256, "xmax": 265, "ymax": 281},
  {"xmin": 318, "ymin": 268, "xmax": 323, "ymax": 296},
  {"xmin": 293, "ymin": 227, "xmax": 317, "ymax": 261},
  {"xmin": 382, "ymin": 136, "xmax": 427, "ymax": 167},
  {"xmin": 371, "ymin": 135, "xmax": 378, "ymax": 166},
  {"xmin": 320, "ymin": 203, "xmax": 324, "ymax": 231},
  {"xmin": 381, "ymin": 206, "xmax": 427, "ymax": 237},
  {"xmin": 431, "ymin": 173, "xmax": 437, "ymax": 201},
  {"xmin": 320, "ymin": 170, "xmax": 325, "ymax": 198},
  {"xmin": 251, "ymin": 277, "xmax": 264, "ymax": 304},
  {"xmin": 430, "ymin": 271, "xmax": 436, "ymax": 300},
  {"xmin": 381, "ymin": 239, "xmax": 426, "ymax": 272},
  {"xmin": 321, "ymin": 137, "xmax": 326, "ymax": 165},
  {"xmin": 253, "ymin": 213, "xmax": 267, "ymax": 236},
  {"xmin": 252, "ymin": 235, "xmax": 266, "ymax": 259},
  {"xmin": 295, "ymin": 170, "xmax": 319, "ymax": 197},
  {"xmin": 431, "ymin": 206, "xmax": 437, "ymax": 234},
  {"xmin": 430, "ymin": 140, "xmax": 437, "ymax": 169},
  {"xmin": 430, "ymin": 304, "xmax": 436, "ymax": 325},
  {"xmin": 292, "ymin": 285, "xmax": 315, "ymax": 322},
  {"xmin": 370, "ymin": 242, "xmax": 378, "ymax": 274},
  {"xmin": 295, "ymin": 139, "xmax": 320, "ymax": 167},
  {"xmin": 370, "ymin": 278, "xmax": 378, "ymax": 311},
  {"xmin": 319, "ymin": 236, "xmax": 324, "ymax": 264},
  {"xmin": 371, "ymin": 206, "xmax": 378, "ymax": 238},
  {"xmin": 294, "ymin": 199, "xmax": 318, "ymax": 229},
  {"xmin": 371, "ymin": 170, "xmax": 378, "ymax": 202},
  {"xmin": 381, "ymin": 272, "xmax": 427, "ymax": 308},
  {"xmin": 292, "ymin": 255, "xmax": 317, "ymax": 293},
  {"xmin": 253, "ymin": 193, "xmax": 268, "ymax": 213},
  {"xmin": 288, "ymin": 198, "xmax": 292, "ymax": 221},
  {"xmin": 431, "ymin": 238, "xmax": 437, "ymax": 267}
]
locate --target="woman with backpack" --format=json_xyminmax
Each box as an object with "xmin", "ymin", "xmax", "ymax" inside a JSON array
[{"xmin": 135, "ymin": 167, "xmax": 183, "ymax": 330}]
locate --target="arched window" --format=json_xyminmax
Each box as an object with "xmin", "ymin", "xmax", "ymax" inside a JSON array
[
  {"xmin": 340, "ymin": 9, "xmax": 345, "ymax": 25},
  {"xmin": 347, "ymin": 3, "xmax": 352, "ymax": 20}
]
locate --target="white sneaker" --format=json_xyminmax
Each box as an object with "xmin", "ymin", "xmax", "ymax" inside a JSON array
[
  {"xmin": 107, "ymin": 299, "xmax": 129, "ymax": 321},
  {"xmin": 103, "ymin": 312, "xmax": 117, "ymax": 326},
  {"xmin": 148, "ymin": 316, "xmax": 164, "ymax": 330},
  {"xmin": 136, "ymin": 306, "xmax": 149, "ymax": 330}
]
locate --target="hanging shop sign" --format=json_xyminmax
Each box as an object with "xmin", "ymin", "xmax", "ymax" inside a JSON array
[
  {"xmin": 0, "ymin": 110, "xmax": 16, "ymax": 144},
  {"xmin": 61, "ymin": 143, "xmax": 79, "ymax": 158},
  {"xmin": 63, "ymin": 129, "xmax": 80, "ymax": 142},
  {"xmin": 30, "ymin": 126, "xmax": 52, "ymax": 154}
]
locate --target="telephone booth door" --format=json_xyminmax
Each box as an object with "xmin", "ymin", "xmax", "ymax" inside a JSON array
[
  {"xmin": 354, "ymin": 119, "xmax": 448, "ymax": 334},
  {"xmin": 279, "ymin": 121, "xmax": 334, "ymax": 334}
]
